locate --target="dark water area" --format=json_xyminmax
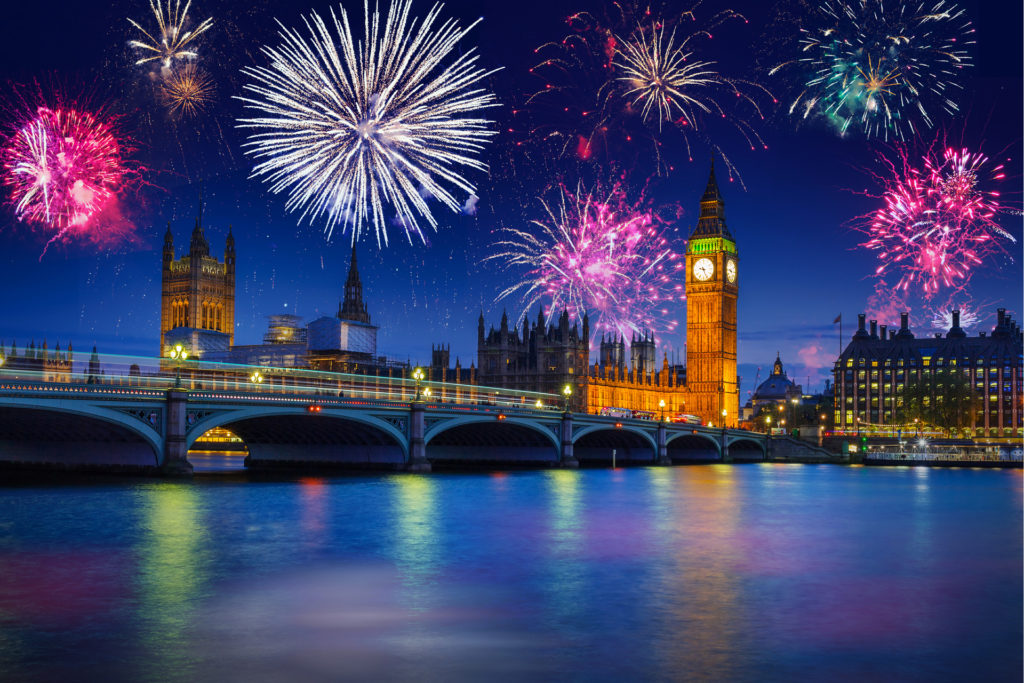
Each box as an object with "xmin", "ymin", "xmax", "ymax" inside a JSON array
[{"xmin": 0, "ymin": 464, "xmax": 1020, "ymax": 682}]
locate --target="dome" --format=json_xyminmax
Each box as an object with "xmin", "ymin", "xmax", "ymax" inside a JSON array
[{"xmin": 751, "ymin": 354, "xmax": 799, "ymax": 402}]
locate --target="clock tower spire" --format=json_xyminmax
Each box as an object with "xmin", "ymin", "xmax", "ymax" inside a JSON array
[{"xmin": 685, "ymin": 156, "xmax": 739, "ymax": 427}]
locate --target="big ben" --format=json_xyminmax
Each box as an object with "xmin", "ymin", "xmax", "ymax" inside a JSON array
[{"xmin": 685, "ymin": 158, "xmax": 738, "ymax": 427}]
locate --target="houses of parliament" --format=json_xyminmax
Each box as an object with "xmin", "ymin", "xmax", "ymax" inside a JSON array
[
  {"xmin": 475, "ymin": 159, "xmax": 740, "ymax": 426},
  {"xmin": 158, "ymin": 159, "xmax": 742, "ymax": 427}
]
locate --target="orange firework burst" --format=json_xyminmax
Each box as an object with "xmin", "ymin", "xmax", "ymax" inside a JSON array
[{"xmin": 162, "ymin": 63, "xmax": 213, "ymax": 117}]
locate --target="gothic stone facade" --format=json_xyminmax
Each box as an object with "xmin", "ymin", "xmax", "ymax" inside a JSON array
[
  {"xmin": 476, "ymin": 159, "xmax": 740, "ymax": 422},
  {"xmin": 160, "ymin": 214, "xmax": 236, "ymax": 352}
]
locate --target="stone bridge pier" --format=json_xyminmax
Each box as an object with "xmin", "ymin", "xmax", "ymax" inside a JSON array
[{"xmin": 163, "ymin": 389, "xmax": 194, "ymax": 476}]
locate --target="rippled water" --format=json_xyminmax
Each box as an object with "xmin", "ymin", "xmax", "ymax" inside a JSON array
[{"xmin": 1, "ymin": 464, "xmax": 1021, "ymax": 681}]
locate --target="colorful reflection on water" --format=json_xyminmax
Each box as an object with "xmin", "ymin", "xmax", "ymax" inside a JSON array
[{"xmin": 0, "ymin": 465, "xmax": 1020, "ymax": 680}]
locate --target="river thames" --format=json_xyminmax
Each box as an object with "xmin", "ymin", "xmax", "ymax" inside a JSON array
[{"xmin": 1, "ymin": 464, "xmax": 1020, "ymax": 681}]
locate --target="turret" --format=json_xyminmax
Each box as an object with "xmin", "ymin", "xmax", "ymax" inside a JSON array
[
  {"xmin": 163, "ymin": 222, "xmax": 174, "ymax": 267},
  {"xmin": 225, "ymin": 224, "xmax": 235, "ymax": 274},
  {"xmin": 477, "ymin": 310, "xmax": 485, "ymax": 343},
  {"xmin": 189, "ymin": 217, "xmax": 210, "ymax": 258}
]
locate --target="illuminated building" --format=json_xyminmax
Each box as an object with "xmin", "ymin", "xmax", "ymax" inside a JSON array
[
  {"xmin": 684, "ymin": 157, "xmax": 739, "ymax": 427},
  {"xmin": 476, "ymin": 308, "xmax": 589, "ymax": 408},
  {"xmin": 474, "ymin": 159, "xmax": 740, "ymax": 423},
  {"xmin": 0, "ymin": 339, "xmax": 73, "ymax": 382},
  {"xmin": 160, "ymin": 199, "xmax": 235, "ymax": 357},
  {"xmin": 833, "ymin": 309, "xmax": 1023, "ymax": 441}
]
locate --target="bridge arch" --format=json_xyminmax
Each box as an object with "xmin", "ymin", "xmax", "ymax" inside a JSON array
[
  {"xmin": 573, "ymin": 424, "xmax": 657, "ymax": 465},
  {"xmin": 727, "ymin": 436, "xmax": 767, "ymax": 461},
  {"xmin": 0, "ymin": 402, "xmax": 163, "ymax": 469},
  {"xmin": 424, "ymin": 416, "xmax": 560, "ymax": 466},
  {"xmin": 187, "ymin": 407, "xmax": 408, "ymax": 469},
  {"xmin": 666, "ymin": 430, "xmax": 722, "ymax": 462}
]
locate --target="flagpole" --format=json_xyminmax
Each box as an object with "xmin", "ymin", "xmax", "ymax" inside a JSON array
[{"xmin": 839, "ymin": 315, "xmax": 842, "ymax": 359}]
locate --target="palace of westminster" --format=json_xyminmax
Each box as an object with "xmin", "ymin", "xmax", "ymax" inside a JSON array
[{"xmin": 12, "ymin": 159, "xmax": 1003, "ymax": 436}]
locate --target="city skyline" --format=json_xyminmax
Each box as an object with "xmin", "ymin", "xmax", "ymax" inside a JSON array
[{"xmin": 0, "ymin": 0, "xmax": 1020, "ymax": 398}]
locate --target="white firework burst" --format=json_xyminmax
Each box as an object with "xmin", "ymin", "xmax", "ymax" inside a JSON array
[
  {"xmin": 236, "ymin": 0, "xmax": 499, "ymax": 246},
  {"xmin": 615, "ymin": 23, "xmax": 720, "ymax": 130},
  {"xmin": 128, "ymin": 0, "xmax": 214, "ymax": 69}
]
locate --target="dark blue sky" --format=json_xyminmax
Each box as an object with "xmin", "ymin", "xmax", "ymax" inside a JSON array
[{"xmin": 0, "ymin": 0, "xmax": 1020, "ymax": 397}]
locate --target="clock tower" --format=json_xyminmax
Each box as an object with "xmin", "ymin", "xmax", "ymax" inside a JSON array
[{"xmin": 685, "ymin": 158, "xmax": 739, "ymax": 427}]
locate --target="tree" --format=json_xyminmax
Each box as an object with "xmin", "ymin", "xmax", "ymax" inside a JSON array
[{"xmin": 898, "ymin": 370, "xmax": 979, "ymax": 437}]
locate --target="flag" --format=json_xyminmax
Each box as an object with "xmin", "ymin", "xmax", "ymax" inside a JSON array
[{"xmin": 833, "ymin": 314, "xmax": 842, "ymax": 324}]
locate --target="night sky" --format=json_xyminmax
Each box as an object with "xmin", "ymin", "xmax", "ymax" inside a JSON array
[{"xmin": 0, "ymin": 0, "xmax": 1020, "ymax": 399}]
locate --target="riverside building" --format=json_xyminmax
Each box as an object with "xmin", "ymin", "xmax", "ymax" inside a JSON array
[{"xmin": 833, "ymin": 309, "xmax": 1022, "ymax": 441}]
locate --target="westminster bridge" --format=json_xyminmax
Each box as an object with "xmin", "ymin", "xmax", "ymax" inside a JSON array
[{"xmin": 0, "ymin": 354, "xmax": 834, "ymax": 474}]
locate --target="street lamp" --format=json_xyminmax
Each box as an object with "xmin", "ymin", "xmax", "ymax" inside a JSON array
[
  {"xmin": 765, "ymin": 414, "xmax": 772, "ymax": 433},
  {"xmin": 659, "ymin": 399, "xmax": 666, "ymax": 422},
  {"xmin": 249, "ymin": 370, "xmax": 264, "ymax": 389},
  {"xmin": 562, "ymin": 383, "xmax": 573, "ymax": 413},
  {"xmin": 535, "ymin": 399, "xmax": 544, "ymax": 410},
  {"xmin": 412, "ymin": 367, "xmax": 425, "ymax": 401},
  {"xmin": 422, "ymin": 386, "xmax": 432, "ymax": 401},
  {"xmin": 168, "ymin": 343, "xmax": 189, "ymax": 388}
]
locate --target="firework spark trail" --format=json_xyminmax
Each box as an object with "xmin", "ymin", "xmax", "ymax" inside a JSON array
[
  {"xmin": 487, "ymin": 184, "xmax": 684, "ymax": 341},
  {"xmin": 930, "ymin": 304, "xmax": 979, "ymax": 330},
  {"xmin": 236, "ymin": 0, "xmax": 499, "ymax": 247},
  {"xmin": 525, "ymin": 2, "xmax": 772, "ymax": 180},
  {"xmin": 772, "ymin": 0, "xmax": 974, "ymax": 141},
  {"xmin": 128, "ymin": 0, "xmax": 214, "ymax": 69},
  {"xmin": 2, "ymin": 107, "xmax": 134, "ymax": 246},
  {"xmin": 614, "ymin": 13, "xmax": 774, "ymax": 156},
  {"xmin": 163, "ymin": 62, "xmax": 214, "ymax": 117},
  {"xmin": 859, "ymin": 143, "xmax": 1013, "ymax": 299}
]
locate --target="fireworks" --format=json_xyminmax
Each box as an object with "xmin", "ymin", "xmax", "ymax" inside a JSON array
[
  {"xmin": 128, "ymin": 0, "xmax": 214, "ymax": 69},
  {"xmin": 523, "ymin": 3, "xmax": 771, "ymax": 178},
  {"xmin": 2, "ymin": 105, "xmax": 134, "ymax": 243},
  {"xmin": 615, "ymin": 23, "xmax": 720, "ymax": 130},
  {"xmin": 163, "ymin": 62, "xmax": 213, "ymax": 117},
  {"xmin": 487, "ymin": 184, "xmax": 684, "ymax": 340},
  {"xmin": 772, "ymin": 0, "xmax": 974, "ymax": 140},
  {"xmin": 236, "ymin": 0, "xmax": 498, "ymax": 246},
  {"xmin": 859, "ymin": 143, "xmax": 1013, "ymax": 298},
  {"xmin": 930, "ymin": 305, "xmax": 980, "ymax": 331}
]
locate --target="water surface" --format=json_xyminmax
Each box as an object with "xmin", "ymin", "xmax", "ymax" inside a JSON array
[{"xmin": 1, "ymin": 464, "xmax": 1020, "ymax": 681}]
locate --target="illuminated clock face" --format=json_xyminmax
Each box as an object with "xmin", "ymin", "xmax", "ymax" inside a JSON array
[
  {"xmin": 693, "ymin": 257, "xmax": 714, "ymax": 281},
  {"xmin": 726, "ymin": 259, "xmax": 737, "ymax": 283}
]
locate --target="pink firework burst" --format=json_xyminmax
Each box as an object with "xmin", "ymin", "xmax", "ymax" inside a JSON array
[
  {"xmin": 859, "ymin": 143, "xmax": 1013, "ymax": 299},
  {"xmin": 487, "ymin": 184, "xmax": 685, "ymax": 341},
  {"xmin": 2, "ymin": 102, "xmax": 140, "ymax": 252}
]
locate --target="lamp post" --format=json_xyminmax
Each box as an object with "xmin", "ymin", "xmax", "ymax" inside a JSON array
[
  {"xmin": 562, "ymin": 383, "xmax": 573, "ymax": 414},
  {"xmin": 422, "ymin": 387, "xmax": 432, "ymax": 401},
  {"xmin": 168, "ymin": 343, "xmax": 189, "ymax": 388},
  {"xmin": 765, "ymin": 414, "xmax": 772, "ymax": 434},
  {"xmin": 535, "ymin": 399, "xmax": 544, "ymax": 410},
  {"xmin": 659, "ymin": 399, "xmax": 666, "ymax": 422},
  {"xmin": 249, "ymin": 370, "xmax": 264, "ymax": 391},
  {"xmin": 412, "ymin": 367, "xmax": 425, "ymax": 402}
]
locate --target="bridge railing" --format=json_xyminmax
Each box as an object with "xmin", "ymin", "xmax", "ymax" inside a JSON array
[{"xmin": 0, "ymin": 352, "xmax": 561, "ymax": 410}]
